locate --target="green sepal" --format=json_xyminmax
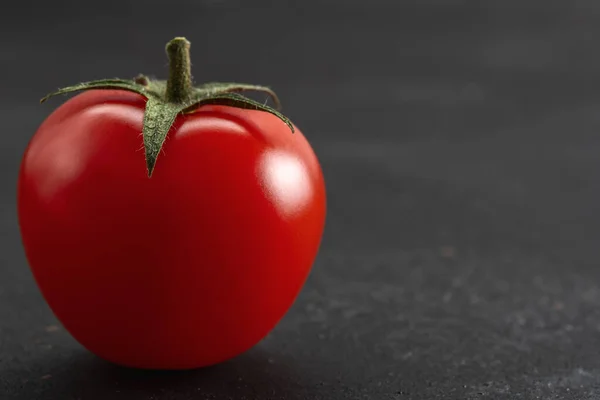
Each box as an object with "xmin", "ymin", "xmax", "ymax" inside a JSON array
[
  {"xmin": 40, "ymin": 79, "xmax": 155, "ymax": 104},
  {"xmin": 196, "ymin": 82, "xmax": 282, "ymax": 110},
  {"xmin": 41, "ymin": 79, "xmax": 294, "ymax": 176},
  {"xmin": 185, "ymin": 92, "xmax": 294, "ymax": 133},
  {"xmin": 142, "ymin": 98, "xmax": 184, "ymax": 176}
]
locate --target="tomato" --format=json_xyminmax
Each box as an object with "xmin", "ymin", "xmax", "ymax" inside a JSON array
[{"xmin": 17, "ymin": 86, "xmax": 326, "ymax": 369}]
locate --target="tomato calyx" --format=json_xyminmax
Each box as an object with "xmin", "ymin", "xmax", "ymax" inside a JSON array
[{"xmin": 40, "ymin": 37, "xmax": 294, "ymax": 177}]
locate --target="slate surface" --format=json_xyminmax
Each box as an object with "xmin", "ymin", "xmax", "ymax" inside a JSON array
[{"xmin": 2, "ymin": 1, "xmax": 600, "ymax": 399}]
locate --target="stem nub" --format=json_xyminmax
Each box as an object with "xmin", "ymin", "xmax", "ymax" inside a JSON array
[{"xmin": 165, "ymin": 37, "xmax": 193, "ymax": 103}]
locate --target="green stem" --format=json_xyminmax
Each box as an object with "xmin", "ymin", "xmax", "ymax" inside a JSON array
[{"xmin": 165, "ymin": 37, "xmax": 193, "ymax": 103}]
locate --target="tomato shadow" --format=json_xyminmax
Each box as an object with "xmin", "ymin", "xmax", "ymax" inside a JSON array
[{"xmin": 12, "ymin": 347, "xmax": 308, "ymax": 400}]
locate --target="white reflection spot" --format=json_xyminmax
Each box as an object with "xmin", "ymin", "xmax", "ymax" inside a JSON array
[
  {"xmin": 32, "ymin": 128, "xmax": 85, "ymax": 202},
  {"xmin": 260, "ymin": 151, "xmax": 312, "ymax": 218}
]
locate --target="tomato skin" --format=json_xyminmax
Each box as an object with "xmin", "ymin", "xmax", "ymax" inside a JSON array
[{"xmin": 17, "ymin": 90, "xmax": 326, "ymax": 369}]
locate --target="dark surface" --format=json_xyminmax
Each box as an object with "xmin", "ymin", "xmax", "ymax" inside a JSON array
[{"xmin": 3, "ymin": 1, "xmax": 600, "ymax": 399}]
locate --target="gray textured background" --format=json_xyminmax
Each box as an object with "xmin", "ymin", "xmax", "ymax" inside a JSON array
[{"xmin": 3, "ymin": 1, "xmax": 600, "ymax": 399}]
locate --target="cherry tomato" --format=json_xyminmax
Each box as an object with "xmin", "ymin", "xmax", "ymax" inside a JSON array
[{"xmin": 17, "ymin": 89, "xmax": 326, "ymax": 369}]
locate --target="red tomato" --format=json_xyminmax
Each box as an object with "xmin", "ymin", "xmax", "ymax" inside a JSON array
[{"xmin": 17, "ymin": 89, "xmax": 326, "ymax": 369}]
